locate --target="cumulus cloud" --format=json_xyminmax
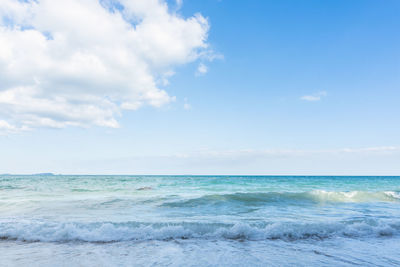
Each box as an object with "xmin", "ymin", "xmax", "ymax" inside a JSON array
[
  {"xmin": 300, "ymin": 91, "xmax": 327, "ymax": 101},
  {"xmin": 0, "ymin": 0, "xmax": 210, "ymax": 132}
]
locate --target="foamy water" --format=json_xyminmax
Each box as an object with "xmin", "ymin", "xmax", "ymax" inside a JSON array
[{"xmin": 1, "ymin": 175, "xmax": 400, "ymax": 266}]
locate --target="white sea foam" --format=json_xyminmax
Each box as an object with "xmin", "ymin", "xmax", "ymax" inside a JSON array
[
  {"xmin": 1, "ymin": 219, "xmax": 399, "ymax": 243},
  {"xmin": 309, "ymin": 190, "xmax": 400, "ymax": 202}
]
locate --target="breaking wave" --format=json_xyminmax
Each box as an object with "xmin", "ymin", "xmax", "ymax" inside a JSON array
[
  {"xmin": 1, "ymin": 219, "xmax": 399, "ymax": 243},
  {"xmin": 162, "ymin": 190, "xmax": 400, "ymax": 207}
]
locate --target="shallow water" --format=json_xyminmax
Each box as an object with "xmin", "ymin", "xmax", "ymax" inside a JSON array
[{"xmin": 1, "ymin": 175, "xmax": 400, "ymax": 266}]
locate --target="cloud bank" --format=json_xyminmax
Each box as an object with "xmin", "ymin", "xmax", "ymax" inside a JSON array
[
  {"xmin": 17, "ymin": 146, "xmax": 398, "ymax": 175},
  {"xmin": 0, "ymin": 0, "xmax": 210, "ymax": 132}
]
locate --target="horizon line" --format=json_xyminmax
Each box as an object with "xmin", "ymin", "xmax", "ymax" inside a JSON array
[{"xmin": 1, "ymin": 173, "xmax": 400, "ymax": 177}]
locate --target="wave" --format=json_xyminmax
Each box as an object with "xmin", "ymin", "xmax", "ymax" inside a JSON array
[
  {"xmin": 162, "ymin": 190, "xmax": 400, "ymax": 207},
  {"xmin": 1, "ymin": 219, "xmax": 399, "ymax": 243}
]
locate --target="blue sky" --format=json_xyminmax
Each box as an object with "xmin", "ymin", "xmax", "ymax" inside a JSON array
[{"xmin": 0, "ymin": 0, "xmax": 399, "ymax": 174}]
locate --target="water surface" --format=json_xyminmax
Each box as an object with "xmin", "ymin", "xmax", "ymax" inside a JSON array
[{"xmin": 1, "ymin": 175, "xmax": 399, "ymax": 266}]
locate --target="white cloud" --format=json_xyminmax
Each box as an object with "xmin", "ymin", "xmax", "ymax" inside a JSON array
[
  {"xmin": 183, "ymin": 97, "xmax": 191, "ymax": 110},
  {"xmin": 196, "ymin": 62, "xmax": 208, "ymax": 76},
  {"xmin": 67, "ymin": 146, "xmax": 400, "ymax": 175},
  {"xmin": 339, "ymin": 146, "xmax": 400, "ymax": 153},
  {"xmin": 166, "ymin": 146, "xmax": 400, "ymax": 160},
  {"xmin": 0, "ymin": 0, "xmax": 210, "ymax": 131},
  {"xmin": 0, "ymin": 119, "xmax": 28, "ymax": 135},
  {"xmin": 300, "ymin": 91, "xmax": 327, "ymax": 101},
  {"xmin": 175, "ymin": 0, "xmax": 183, "ymax": 9}
]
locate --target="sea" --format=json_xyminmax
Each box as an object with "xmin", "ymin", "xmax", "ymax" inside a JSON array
[{"xmin": 0, "ymin": 175, "xmax": 400, "ymax": 266}]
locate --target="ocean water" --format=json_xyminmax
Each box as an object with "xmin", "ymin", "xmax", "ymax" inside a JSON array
[{"xmin": 1, "ymin": 175, "xmax": 400, "ymax": 266}]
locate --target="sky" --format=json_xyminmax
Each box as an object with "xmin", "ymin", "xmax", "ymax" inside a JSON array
[{"xmin": 0, "ymin": 0, "xmax": 399, "ymax": 175}]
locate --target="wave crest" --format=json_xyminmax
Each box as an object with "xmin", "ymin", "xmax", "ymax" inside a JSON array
[
  {"xmin": 1, "ymin": 219, "xmax": 399, "ymax": 243},
  {"xmin": 162, "ymin": 191, "xmax": 400, "ymax": 207}
]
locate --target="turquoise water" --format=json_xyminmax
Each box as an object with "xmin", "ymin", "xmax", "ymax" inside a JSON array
[{"xmin": 1, "ymin": 175, "xmax": 400, "ymax": 266}]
